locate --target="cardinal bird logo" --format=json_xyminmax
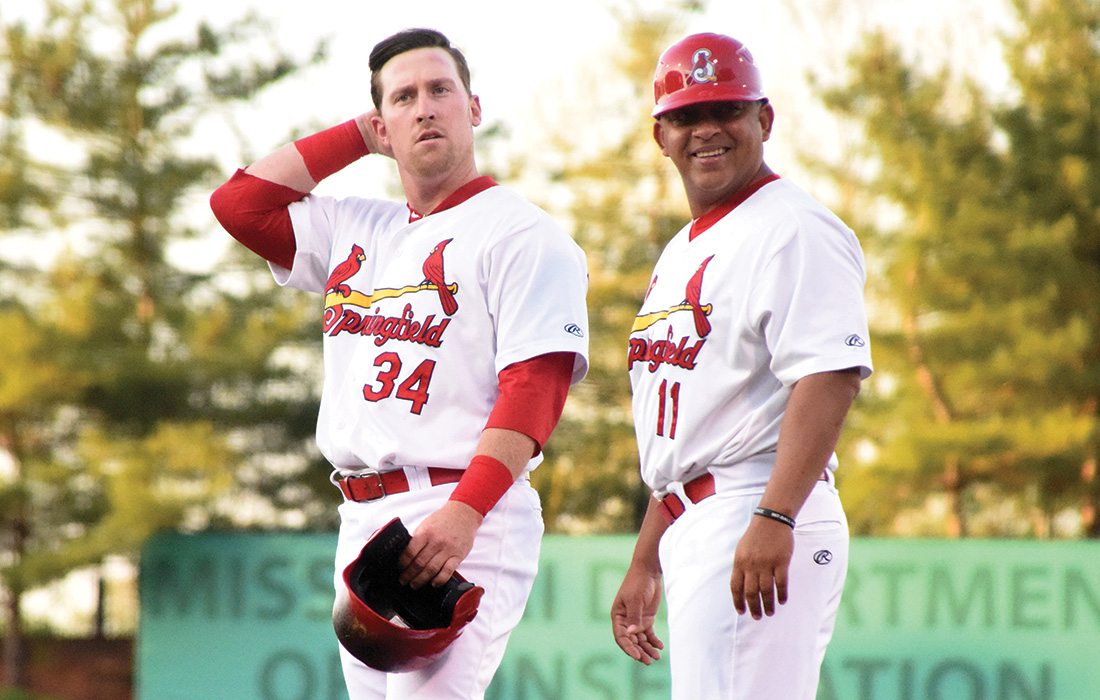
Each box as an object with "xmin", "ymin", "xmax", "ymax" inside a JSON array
[
  {"xmin": 630, "ymin": 256, "xmax": 716, "ymax": 335},
  {"xmin": 684, "ymin": 255, "xmax": 714, "ymax": 337},
  {"xmin": 421, "ymin": 238, "xmax": 459, "ymax": 316},
  {"xmin": 320, "ymin": 241, "xmax": 460, "ymax": 314},
  {"xmin": 326, "ymin": 244, "xmax": 366, "ymax": 297},
  {"xmin": 690, "ymin": 48, "xmax": 718, "ymax": 84}
]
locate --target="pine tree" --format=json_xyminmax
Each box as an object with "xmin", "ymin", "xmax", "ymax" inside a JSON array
[
  {"xmin": 0, "ymin": 0, "xmax": 327, "ymax": 686},
  {"xmin": 815, "ymin": 0, "xmax": 1100, "ymax": 537}
]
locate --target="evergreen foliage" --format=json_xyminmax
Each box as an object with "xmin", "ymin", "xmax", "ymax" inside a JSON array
[
  {"xmin": 0, "ymin": 0, "xmax": 329, "ymax": 682},
  {"xmin": 815, "ymin": 0, "xmax": 1100, "ymax": 537}
]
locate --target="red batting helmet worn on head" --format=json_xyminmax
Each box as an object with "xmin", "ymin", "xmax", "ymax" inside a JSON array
[
  {"xmin": 652, "ymin": 33, "xmax": 765, "ymax": 117},
  {"xmin": 333, "ymin": 517, "xmax": 485, "ymax": 673}
]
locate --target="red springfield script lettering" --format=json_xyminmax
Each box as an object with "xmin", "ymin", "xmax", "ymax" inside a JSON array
[
  {"xmin": 324, "ymin": 303, "xmax": 451, "ymax": 347},
  {"xmin": 628, "ymin": 336, "xmax": 706, "ymax": 373}
]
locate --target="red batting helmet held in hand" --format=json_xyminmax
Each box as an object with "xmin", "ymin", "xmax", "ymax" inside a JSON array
[
  {"xmin": 333, "ymin": 518, "xmax": 485, "ymax": 673},
  {"xmin": 652, "ymin": 33, "xmax": 766, "ymax": 117}
]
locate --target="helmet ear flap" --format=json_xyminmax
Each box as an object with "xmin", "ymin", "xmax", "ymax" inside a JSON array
[
  {"xmin": 332, "ymin": 518, "xmax": 485, "ymax": 672},
  {"xmin": 652, "ymin": 33, "xmax": 766, "ymax": 118}
]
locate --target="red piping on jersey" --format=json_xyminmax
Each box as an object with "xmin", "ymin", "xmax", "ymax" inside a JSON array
[
  {"xmin": 689, "ymin": 173, "xmax": 781, "ymax": 240},
  {"xmin": 408, "ymin": 176, "xmax": 498, "ymax": 223}
]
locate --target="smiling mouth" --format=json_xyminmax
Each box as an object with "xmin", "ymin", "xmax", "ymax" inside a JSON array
[{"xmin": 692, "ymin": 146, "xmax": 729, "ymax": 159}]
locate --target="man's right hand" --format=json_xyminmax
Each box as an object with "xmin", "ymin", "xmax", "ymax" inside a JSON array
[
  {"xmin": 611, "ymin": 565, "xmax": 665, "ymax": 665},
  {"xmin": 398, "ymin": 500, "xmax": 482, "ymax": 589}
]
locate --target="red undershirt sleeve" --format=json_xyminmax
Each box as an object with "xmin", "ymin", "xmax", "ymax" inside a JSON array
[
  {"xmin": 484, "ymin": 351, "xmax": 576, "ymax": 454},
  {"xmin": 209, "ymin": 169, "xmax": 304, "ymax": 270},
  {"xmin": 211, "ymin": 120, "xmax": 371, "ymax": 270}
]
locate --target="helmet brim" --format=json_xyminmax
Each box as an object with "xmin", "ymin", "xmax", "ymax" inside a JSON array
[{"xmin": 652, "ymin": 83, "xmax": 766, "ymax": 118}]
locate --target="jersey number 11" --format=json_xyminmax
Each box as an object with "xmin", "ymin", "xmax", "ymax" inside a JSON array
[{"xmin": 656, "ymin": 379, "xmax": 680, "ymax": 439}]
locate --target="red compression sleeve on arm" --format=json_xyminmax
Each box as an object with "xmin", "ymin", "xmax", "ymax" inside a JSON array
[
  {"xmin": 448, "ymin": 353, "xmax": 575, "ymax": 516},
  {"xmin": 294, "ymin": 119, "xmax": 371, "ymax": 183},
  {"xmin": 485, "ymin": 352, "xmax": 576, "ymax": 452},
  {"xmin": 209, "ymin": 169, "xmax": 304, "ymax": 270}
]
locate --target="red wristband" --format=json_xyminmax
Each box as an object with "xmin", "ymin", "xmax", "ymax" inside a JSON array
[
  {"xmin": 449, "ymin": 455, "xmax": 515, "ymax": 517},
  {"xmin": 293, "ymin": 119, "xmax": 370, "ymax": 183}
]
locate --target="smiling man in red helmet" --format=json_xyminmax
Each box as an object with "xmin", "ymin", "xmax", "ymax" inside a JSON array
[{"xmin": 611, "ymin": 33, "xmax": 873, "ymax": 699}]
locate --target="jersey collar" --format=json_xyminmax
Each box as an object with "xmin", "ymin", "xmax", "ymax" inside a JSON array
[
  {"xmin": 407, "ymin": 175, "xmax": 498, "ymax": 223},
  {"xmin": 688, "ymin": 173, "xmax": 781, "ymax": 240}
]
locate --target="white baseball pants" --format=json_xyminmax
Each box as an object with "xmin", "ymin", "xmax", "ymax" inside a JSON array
[
  {"xmin": 332, "ymin": 467, "xmax": 543, "ymax": 700},
  {"xmin": 659, "ymin": 478, "xmax": 849, "ymax": 699}
]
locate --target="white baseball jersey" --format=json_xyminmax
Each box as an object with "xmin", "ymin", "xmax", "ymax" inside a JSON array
[
  {"xmin": 273, "ymin": 182, "xmax": 589, "ymax": 474},
  {"xmin": 628, "ymin": 177, "xmax": 872, "ymax": 492}
]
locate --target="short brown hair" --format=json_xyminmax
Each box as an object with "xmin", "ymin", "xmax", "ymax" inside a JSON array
[{"xmin": 369, "ymin": 28, "xmax": 472, "ymax": 109}]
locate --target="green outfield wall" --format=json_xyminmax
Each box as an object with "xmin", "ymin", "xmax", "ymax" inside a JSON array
[{"xmin": 136, "ymin": 533, "xmax": 1100, "ymax": 699}]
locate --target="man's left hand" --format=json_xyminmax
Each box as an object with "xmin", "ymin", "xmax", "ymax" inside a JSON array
[{"xmin": 730, "ymin": 515, "xmax": 794, "ymax": 619}]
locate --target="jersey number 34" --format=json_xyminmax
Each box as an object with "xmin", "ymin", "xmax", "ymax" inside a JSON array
[{"xmin": 363, "ymin": 352, "xmax": 436, "ymax": 415}]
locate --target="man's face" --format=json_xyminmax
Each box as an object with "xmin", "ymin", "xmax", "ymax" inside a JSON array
[
  {"xmin": 654, "ymin": 100, "xmax": 773, "ymax": 214},
  {"xmin": 372, "ymin": 47, "xmax": 481, "ymax": 179}
]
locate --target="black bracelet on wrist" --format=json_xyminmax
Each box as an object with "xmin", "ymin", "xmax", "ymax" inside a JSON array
[{"xmin": 753, "ymin": 506, "xmax": 796, "ymax": 529}]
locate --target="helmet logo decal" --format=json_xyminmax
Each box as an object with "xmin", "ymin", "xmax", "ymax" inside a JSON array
[
  {"xmin": 690, "ymin": 48, "xmax": 717, "ymax": 84},
  {"xmin": 653, "ymin": 34, "xmax": 764, "ymax": 117}
]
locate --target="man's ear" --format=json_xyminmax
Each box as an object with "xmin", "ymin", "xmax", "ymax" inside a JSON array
[
  {"xmin": 470, "ymin": 94, "xmax": 482, "ymax": 127},
  {"xmin": 653, "ymin": 120, "xmax": 670, "ymax": 156},
  {"xmin": 370, "ymin": 112, "xmax": 389, "ymax": 147},
  {"xmin": 759, "ymin": 101, "xmax": 775, "ymax": 142}
]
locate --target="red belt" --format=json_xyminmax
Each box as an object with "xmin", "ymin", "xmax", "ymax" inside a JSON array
[
  {"xmin": 336, "ymin": 468, "xmax": 464, "ymax": 502},
  {"xmin": 657, "ymin": 470, "xmax": 830, "ymax": 525},
  {"xmin": 657, "ymin": 473, "xmax": 716, "ymax": 524}
]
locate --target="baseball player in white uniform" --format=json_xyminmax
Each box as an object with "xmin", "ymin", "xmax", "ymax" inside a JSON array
[
  {"xmin": 210, "ymin": 28, "xmax": 588, "ymax": 699},
  {"xmin": 611, "ymin": 33, "xmax": 872, "ymax": 699}
]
